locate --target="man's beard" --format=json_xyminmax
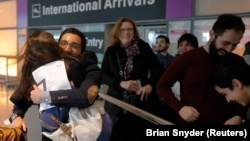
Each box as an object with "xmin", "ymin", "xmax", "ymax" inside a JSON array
[
  {"xmin": 209, "ymin": 39, "xmax": 228, "ymax": 61},
  {"xmin": 158, "ymin": 46, "xmax": 167, "ymax": 52}
]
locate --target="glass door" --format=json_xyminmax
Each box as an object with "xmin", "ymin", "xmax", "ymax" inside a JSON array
[{"xmin": 139, "ymin": 25, "xmax": 167, "ymax": 49}]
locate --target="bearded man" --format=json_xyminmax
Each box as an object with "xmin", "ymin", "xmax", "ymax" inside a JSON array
[{"xmin": 157, "ymin": 14, "xmax": 246, "ymax": 125}]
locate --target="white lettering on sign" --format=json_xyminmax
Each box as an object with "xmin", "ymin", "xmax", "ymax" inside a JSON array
[
  {"xmin": 39, "ymin": 0, "xmax": 155, "ymax": 16},
  {"xmin": 104, "ymin": 0, "xmax": 155, "ymax": 9},
  {"xmin": 86, "ymin": 37, "xmax": 104, "ymax": 49},
  {"xmin": 42, "ymin": 0, "xmax": 102, "ymax": 15}
]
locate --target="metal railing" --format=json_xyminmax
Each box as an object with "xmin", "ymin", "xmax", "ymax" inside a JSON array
[
  {"xmin": 98, "ymin": 92, "xmax": 175, "ymax": 125},
  {"xmin": 0, "ymin": 55, "xmax": 19, "ymax": 91}
]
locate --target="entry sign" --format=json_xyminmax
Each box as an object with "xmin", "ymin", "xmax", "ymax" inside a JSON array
[{"xmin": 85, "ymin": 32, "xmax": 104, "ymax": 53}]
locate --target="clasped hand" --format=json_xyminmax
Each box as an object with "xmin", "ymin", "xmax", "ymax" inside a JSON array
[
  {"xmin": 30, "ymin": 84, "xmax": 42, "ymax": 104},
  {"xmin": 120, "ymin": 80, "xmax": 152, "ymax": 101}
]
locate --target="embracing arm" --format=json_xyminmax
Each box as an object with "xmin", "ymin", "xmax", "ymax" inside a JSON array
[
  {"xmin": 30, "ymin": 62, "xmax": 102, "ymax": 108},
  {"xmin": 9, "ymin": 89, "xmax": 33, "ymax": 117},
  {"xmin": 9, "ymin": 89, "xmax": 33, "ymax": 132},
  {"xmin": 50, "ymin": 64, "xmax": 101, "ymax": 108}
]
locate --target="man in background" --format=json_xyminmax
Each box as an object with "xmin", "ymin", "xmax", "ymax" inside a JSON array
[{"xmin": 154, "ymin": 35, "xmax": 174, "ymax": 69}]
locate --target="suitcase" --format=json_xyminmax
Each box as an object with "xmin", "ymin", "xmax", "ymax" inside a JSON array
[{"xmin": 0, "ymin": 125, "xmax": 26, "ymax": 141}]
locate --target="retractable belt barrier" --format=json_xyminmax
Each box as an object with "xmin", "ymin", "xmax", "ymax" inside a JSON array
[{"xmin": 98, "ymin": 92, "xmax": 175, "ymax": 125}]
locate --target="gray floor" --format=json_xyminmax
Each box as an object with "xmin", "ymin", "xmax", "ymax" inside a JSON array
[{"xmin": 0, "ymin": 89, "xmax": 41, "ymax": 141}]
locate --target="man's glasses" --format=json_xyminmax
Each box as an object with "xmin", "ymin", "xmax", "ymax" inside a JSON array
[{"xmin": 59, "ymin": 41, "xmax": 81, "ymax": 50}]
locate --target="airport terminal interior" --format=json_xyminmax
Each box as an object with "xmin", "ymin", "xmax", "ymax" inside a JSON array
[{"xmin": 1, "ymin": 0, "xmax": 250, "ymax": 140}]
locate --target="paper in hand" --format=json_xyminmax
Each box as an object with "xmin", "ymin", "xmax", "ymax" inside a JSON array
[{"xmin": 32, "ymin": 60, "xmax": 71, "ymax": 111}]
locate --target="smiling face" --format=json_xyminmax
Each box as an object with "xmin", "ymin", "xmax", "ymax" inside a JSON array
[
  {"xmin": 119, "ymin": 21, "xmax": 134, "ymax": 46},
  {"xmin": 215, "ymin": 79, "xmax": 250, "ymax": 107},
  {"xmin": 178, "ymin": 40, "xmax": 196, "ymax": 55},
  {"xmin": 59, "ymin": 33, "xmax": 82, "ymax": 56},
  {"xmin": 209, "ymin": 29, "xmax": 243, "ymax": 57}
]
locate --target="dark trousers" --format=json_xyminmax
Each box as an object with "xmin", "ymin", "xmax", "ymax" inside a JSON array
[{"xmin": 110, "ymin": 112, "xmax": 152, "ymax": 141}]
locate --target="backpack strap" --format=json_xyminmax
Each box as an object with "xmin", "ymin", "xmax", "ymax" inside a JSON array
[{"xmin": 50, "ymin": 114, "xmax": 75, "ymax": 140}]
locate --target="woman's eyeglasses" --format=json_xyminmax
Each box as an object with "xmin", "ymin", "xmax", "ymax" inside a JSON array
[{"xmin": 120, "ymin": 28, "xmax": 134, "ymax": 32}]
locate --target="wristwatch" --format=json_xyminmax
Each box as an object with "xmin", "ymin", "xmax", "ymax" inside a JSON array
[{"xmin": 9, "ymin": 113, "xmax": 22, "ymax": 123}]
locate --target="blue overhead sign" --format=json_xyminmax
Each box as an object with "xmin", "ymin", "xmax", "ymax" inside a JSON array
[{"xmin": 28, "ymin": 0, "xmax": 166, "ymax": 26}]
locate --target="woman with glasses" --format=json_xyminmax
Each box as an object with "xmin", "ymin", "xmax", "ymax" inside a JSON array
[
  {"xmin": 9, "ymin": 29, "xmax": 111, "ymax": 141},
  {"xmin": 101, "ymin": 17, "xmax": 164, "ymax": 141}
]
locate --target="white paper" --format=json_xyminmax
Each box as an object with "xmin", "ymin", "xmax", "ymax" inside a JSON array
[{"xmin": 32, "ymin": 60, "xmax": 71, "ymax": 111}]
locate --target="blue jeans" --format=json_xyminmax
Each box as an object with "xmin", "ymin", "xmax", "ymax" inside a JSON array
[{"xmin": 97, "ymin": 112, "xmax": 113, "ymax": 141}]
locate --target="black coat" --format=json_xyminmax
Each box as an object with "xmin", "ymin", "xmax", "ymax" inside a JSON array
[{"xmin": 101, "ymin": 39, "xmax": 164, "ymax": 122}]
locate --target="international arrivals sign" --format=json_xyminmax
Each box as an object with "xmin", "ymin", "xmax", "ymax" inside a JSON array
[
  {"xmin": 41, "ymin": 0, "xmax": 155, "ymax": 15},
  {"xmin": 28, "ymin": 0, "xmax": 166, "ymax": 26}
]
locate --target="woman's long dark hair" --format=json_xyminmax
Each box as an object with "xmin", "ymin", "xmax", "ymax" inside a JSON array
[{"xmin": 17, "ymin": 29, "xmax": 76, "ymax": 98}]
